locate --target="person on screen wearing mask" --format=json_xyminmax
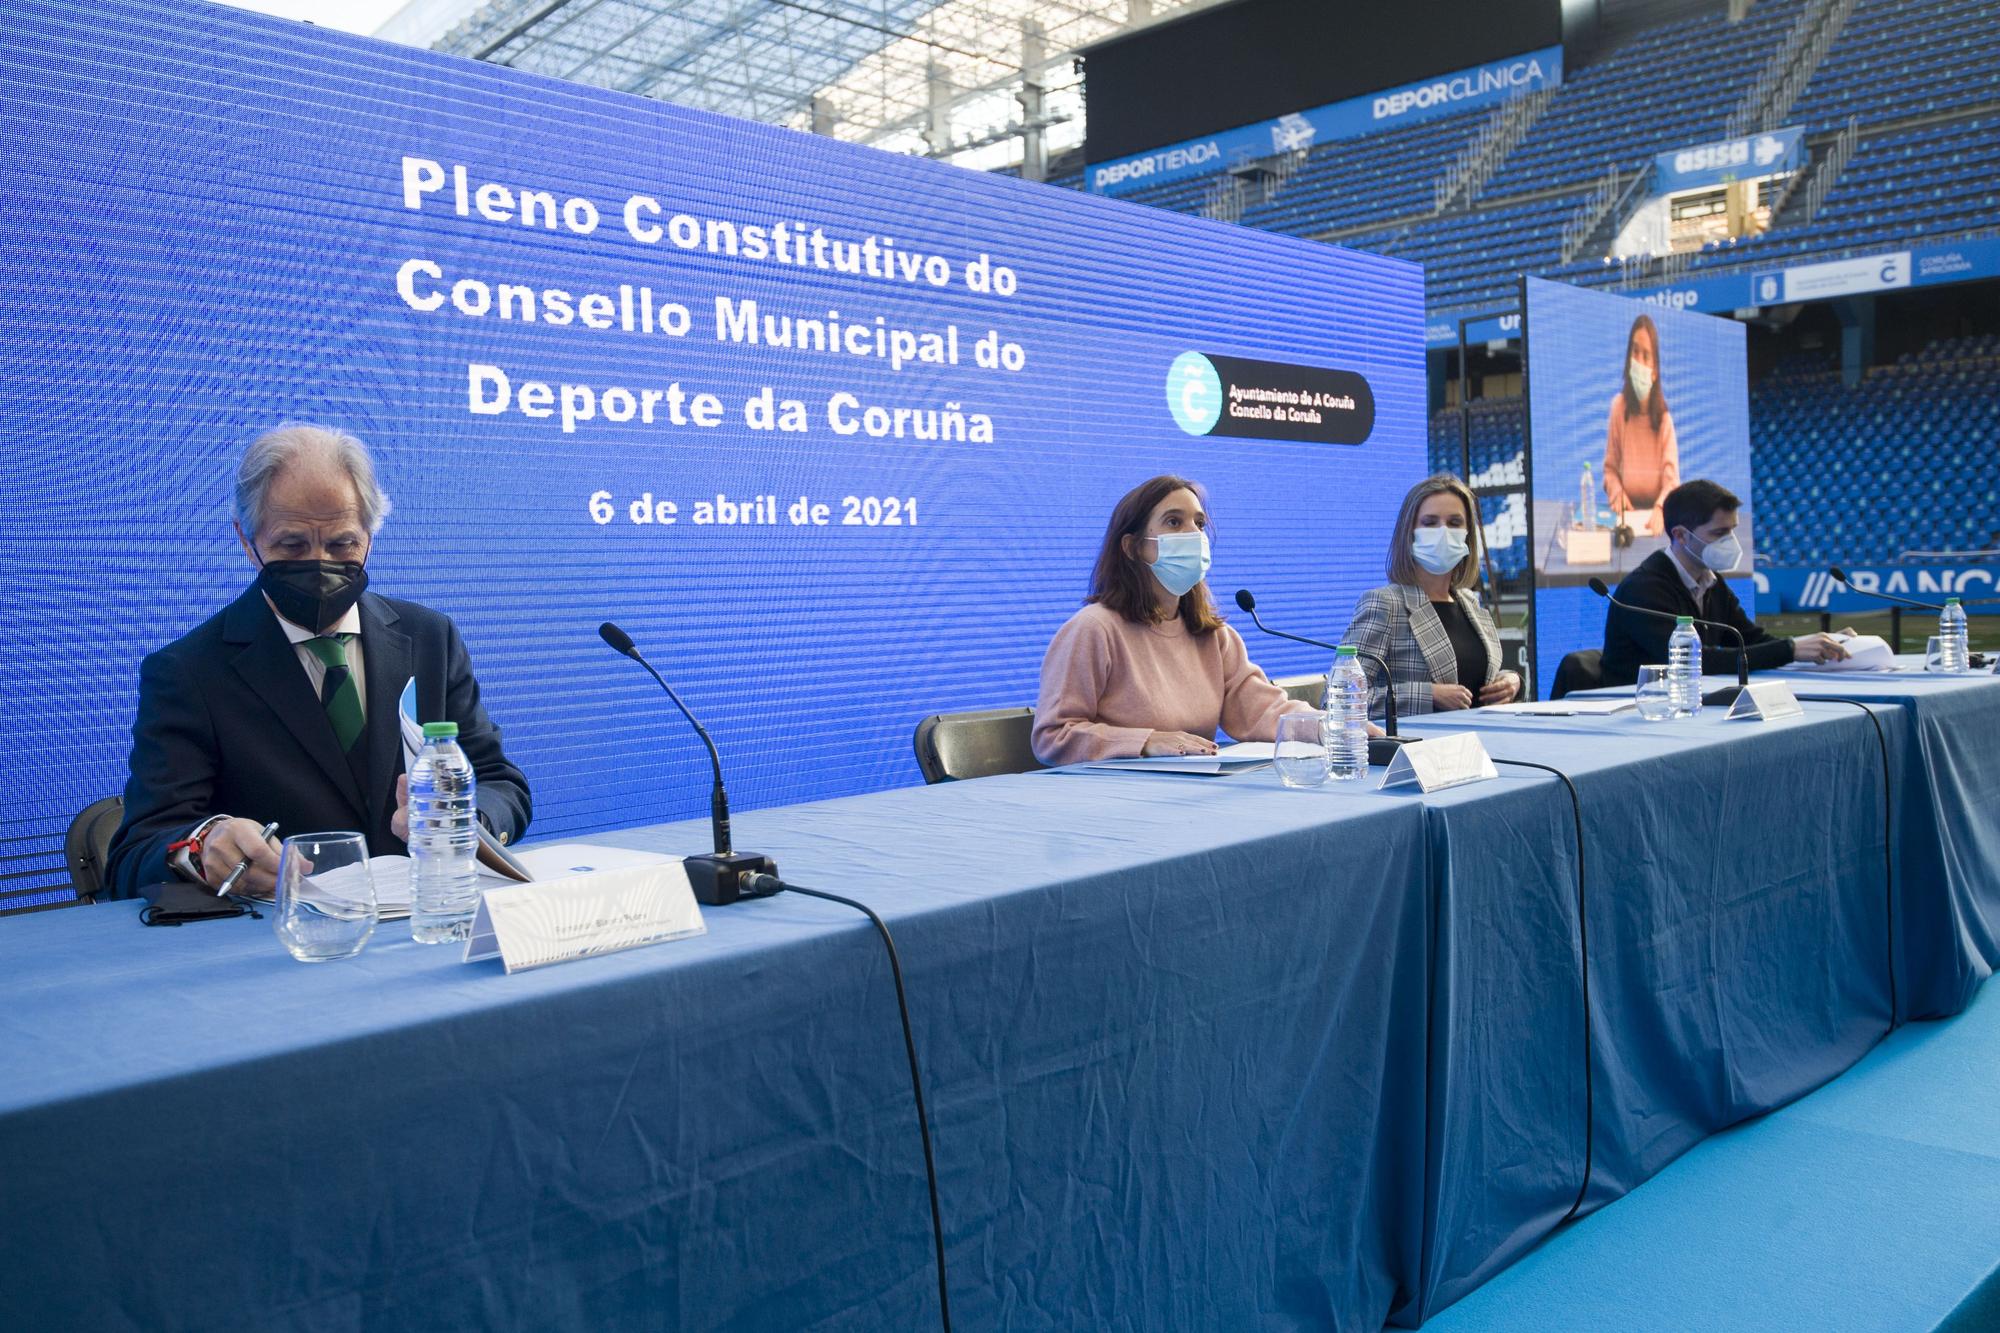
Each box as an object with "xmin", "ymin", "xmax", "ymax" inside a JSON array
[
  {"xmin": 1031, "ymin": 474, "xmax": 1320, "ymax": 765},
  {"xmin": 1341, "ymin": 474, "xmax": 1519, "ymax": 719},
  {"xmin": 1598, "ymin": 477, "xmax": 1852, "ymax": 687},
  {"xmin": 1603, "ymin": 313, "xmax": 1680, "ymax": 536},
  {"xmin": 104, "ymin": 423, "xmax": 531, "ymax": 900}
]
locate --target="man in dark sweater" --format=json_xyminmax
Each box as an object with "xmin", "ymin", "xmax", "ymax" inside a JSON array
[{"xmin": 1600, "ymin": 478, "xmax": 1851, "ymax": 687}]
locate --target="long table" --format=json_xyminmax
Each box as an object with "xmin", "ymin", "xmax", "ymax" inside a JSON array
[{"xmin": 4, "ymin": 680, "xmax": 1994, "ymax": 1329}]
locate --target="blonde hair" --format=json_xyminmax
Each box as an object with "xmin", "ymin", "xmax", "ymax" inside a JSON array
[{"xmin": 1386, "ymin": 473, "xmax": 1480, "ymax": 591}]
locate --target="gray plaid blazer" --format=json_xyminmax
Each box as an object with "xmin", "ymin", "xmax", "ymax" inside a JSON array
[{"xmin": 1338, "ymin": 583, "xmax": 1504, "ymax": 719}]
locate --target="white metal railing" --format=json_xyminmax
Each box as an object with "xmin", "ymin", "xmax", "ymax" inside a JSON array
[
  {"xmin": 1201, "ymin": 176, "xmax": 1246, "ymax": 224},
  {"xmin": 1203, "ymin": 147, "xmax": 1307, "ymax": 223},
  {"xmin": 1803, "ymin": 115, "xmax": 1859, "ymax": 222},
  {"xmin": 1763, "ymin": 0, "xmax": 1855, "ymax": 130},
  {"xmin": 1725, "ymin": 0, "xmax": 1824, "ymax": 138},
  {"xmin": 1726, "ymin": 0, "xmax": 1855, "ymax": 137},
  {"xmin": 1434, "ymin": 87, "xmax": 1553, "ymax": 214},
  {"xmin": 1558, "ymin": 164, "xmax": 1626, "ymax": 263}
]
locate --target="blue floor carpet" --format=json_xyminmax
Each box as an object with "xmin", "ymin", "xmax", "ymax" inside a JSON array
[{"xmin": 1422, "ymin": 979, "xmax": 2000, "ymax": 1331}]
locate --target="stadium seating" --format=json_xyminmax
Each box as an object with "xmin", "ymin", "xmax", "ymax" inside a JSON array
[
  {"xmin": 1060, "ymin": 0, "xmax": 1999, "ymax": 324},
  {"xmin": 1750, "ymin": 334, "xmax": 2000, "ymax": 564},
  {"xmin": 1430, "ymin": 398, "xmax": 1533, "ymax": 579},
  {"xmin": 1053, "ymin": 0, "xmax": 1999, "ymax": 573}
]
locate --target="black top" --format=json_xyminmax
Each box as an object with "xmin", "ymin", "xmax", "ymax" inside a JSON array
[
  {"xmin": 1599, "ymin": 549, "xmax": 1794, "ymax": 687},
  {"xmin": 1431, "ymin": 597, "xmax": 1489, "ymax": 690}
]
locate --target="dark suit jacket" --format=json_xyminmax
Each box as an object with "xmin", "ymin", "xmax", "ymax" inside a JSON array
[
  {"xmin": 1600, "ymin": 549, "xmax": 1795, "ymax": 687},
  {"xmin": 105, "ymin": 584, "xmax": 531, "ymax": 899}
]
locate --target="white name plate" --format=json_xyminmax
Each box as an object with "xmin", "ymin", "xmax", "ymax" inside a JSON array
[
  {"xmin": 1380, "ymin": 733, "xmax": 1498, "ymax": 793},
  {"xmin": 1726, "ymin": 681, "xmax": 1804, "ymax": 722},
  {"xmin": 464, "ymin": 862, "xmax": 705, "ymax": 973}
]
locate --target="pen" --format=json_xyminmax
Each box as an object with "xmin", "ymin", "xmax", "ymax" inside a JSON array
[{"xmin": 216, "ymin": 821, "xmax": 280, "ymax": 897}]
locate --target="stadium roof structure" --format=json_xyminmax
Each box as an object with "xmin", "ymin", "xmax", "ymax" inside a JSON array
[{"xmin": 401, "ymin": 0, "xmax": 1226, "ymax": 172}]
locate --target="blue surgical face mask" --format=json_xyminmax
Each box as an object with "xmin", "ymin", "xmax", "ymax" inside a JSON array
[
  {"xmin": 1411, "ymin": 525, "xmax": 1470, "ymax": 576},
  {"xmin": 1148, "ymin": 530, "xmax": 1211, "ymax": 598}
]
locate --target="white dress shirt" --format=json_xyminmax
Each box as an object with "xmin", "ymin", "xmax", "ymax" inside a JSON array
[
  {"xmin": 1669, "ymin": 547, "xmax": 1717, "ymax": 614},
  {"xmin": 270, "ymin": 599, "xmax": 368, "ymax": 706}
]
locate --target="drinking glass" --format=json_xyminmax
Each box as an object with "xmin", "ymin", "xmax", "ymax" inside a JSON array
[
  {"xmin": 1635, "ymin": 665, "xmax": 1674, "ymax": 721},
  {"xmin": 274, "ymin": 832, "xmax": 377, "ymax": 962},
  {"xmin": 1274, "ymin": 710, "xmax": 1331, "ymax": 788}
]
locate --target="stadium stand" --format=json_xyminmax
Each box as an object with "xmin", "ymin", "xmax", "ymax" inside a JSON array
[
  {"xmin": 1068, "ymin": 0, "xmax": 1999, "ymax": 322},
  {"xmin": 1067, "ymin": 0, "xmax": 2000, "ymax": 568},
  {"xmin": 1749, "ymin": 334, "xmax": 2000, "ymax": 564}
]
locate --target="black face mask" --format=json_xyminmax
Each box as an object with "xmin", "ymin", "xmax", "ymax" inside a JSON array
[{"xmin": 256, "ymin": 559, "xmax": 369, "ymax": 632}]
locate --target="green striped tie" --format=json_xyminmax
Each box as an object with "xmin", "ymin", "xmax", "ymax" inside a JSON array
[{"xmin": 304, "ymin": 634, "xmax": 365, "ymax": 752}]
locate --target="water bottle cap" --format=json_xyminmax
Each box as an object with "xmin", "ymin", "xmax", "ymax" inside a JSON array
[
  {"xmin": 1335, "ymin": 644, "xmax": 1357, "ymax": 656},
  {"xmin": 1675, "ymin": 615, "xmax": 1693, "ymax": 625},
  {"xmin": 422, "ymin": 721, "xmax": 459, "ymax": 738},
  {"xmin": 1945, "ymin": 597, "xmax": 1961, "ymax": 605}
]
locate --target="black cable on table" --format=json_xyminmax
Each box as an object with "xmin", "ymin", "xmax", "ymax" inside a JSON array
[
  {"xmin": 746, "ymin": 873, "xmax": 952, "ymax": 1332},
  {"xmin": 1792, "ymin": 696, "xmax": 1898, "ymax": 1027},
  {"xmin": 1486, "ymin": 755, "xmax": 1594, "ymax": 1226}
]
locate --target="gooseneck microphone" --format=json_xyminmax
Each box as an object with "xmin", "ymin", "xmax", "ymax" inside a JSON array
[
  {"xmin": 1827, "ymin": 567, "xmax": 1942, "ymax": 612},
  {"xmin": 1234, "ymin": 589, "xmax": 1406, "ymax": 764},
  {"xmin": 1826, "ymin": 567, "xmax": 2000, "ymax": 610},
  {"xmin": 1588, "ymin": 576, "xmax": 1749, "ymax": 704},
  {"xmin": 598, "ymin": 621, "xmax": 778, "ymax": 905}
]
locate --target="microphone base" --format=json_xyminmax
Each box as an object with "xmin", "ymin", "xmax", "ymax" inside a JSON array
[
  {"xmin": 1369, "ymin": 736, "xmax": 1409, "ymax": 767},
  {"xmin": 685, "ymin": 851, "xmax": 780, "ymax": 906},
  {"xmin": 1702, "ymin": 685, "xmax": 1746, "ymax": 708}
]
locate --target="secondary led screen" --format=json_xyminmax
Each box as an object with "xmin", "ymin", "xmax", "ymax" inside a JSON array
[
  {"xmin": 0, "ymin": 0, "xmax": 1425, "ymax": 894},
  {"xmin": 1523, "ymin": 276, "xmax": 1754, "ymax": 691}
]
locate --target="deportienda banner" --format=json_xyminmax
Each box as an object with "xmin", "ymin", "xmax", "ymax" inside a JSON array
[
  {"xmin": 1089, "ymin": 46, "xmax": 1562, "ymax": 196},
  {"xmin": 1653, "ymin": 127, "xmax": 1804, "ymax": 194}
]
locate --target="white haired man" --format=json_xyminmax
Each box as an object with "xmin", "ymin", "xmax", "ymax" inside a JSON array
[{"xmin": 105, "ymin": 424, "xmax": 531, "ymax": 900}]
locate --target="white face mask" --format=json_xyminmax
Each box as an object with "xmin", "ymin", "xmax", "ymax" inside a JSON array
[
  {"xmin": 1147, "ymin": 530, "xmax": 1212, "ymax": 597},
  {"xmin": 1683, "ymin": 529, "xmax": 1742, "ymax": 574},
  {"xmin": 1629, "ymin": 357, "xmax": 1655, "ymax": 402},
  {"xmin": 1411, "ymin": 525, "xmax": 1470, "ymax": 576}
]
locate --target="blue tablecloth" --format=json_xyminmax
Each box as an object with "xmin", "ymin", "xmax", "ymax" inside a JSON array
[
  {"xmin": 1766, "ymin": 668, "xmax": 2000, "ymax": 1019},
  {"xmin": 1, "ymin": 772, "xmax": 1433, "ymax": 1331},
  {"xmin": 4, "ymin": 680, "xmax": 1985, "ymax": 1329},
  {"xmin": 1387, "ymin": 701, "xmax": 1897, "ymax": 1322}
]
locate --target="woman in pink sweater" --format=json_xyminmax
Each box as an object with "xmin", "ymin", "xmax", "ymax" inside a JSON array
[
  {"xmin": 1032, "ymin": 475, "xmax": 1313, "ymax": 765},
  {"xmin": 1603, "ymin": 312, "xmax": 1679, "ymax": 536}
]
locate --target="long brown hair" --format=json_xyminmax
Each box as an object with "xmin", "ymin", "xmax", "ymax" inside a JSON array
[
  {"xmin": 1088, "ymin": 474, "xmax": 1224, "ymax": 635},
  {"xmin": 1386, "ymin": 473, "xmax": 1481, "ymax": 591},
  {"xmin": 1622, "ymin": 313, "xmax": 1667, "ymax": 432}
]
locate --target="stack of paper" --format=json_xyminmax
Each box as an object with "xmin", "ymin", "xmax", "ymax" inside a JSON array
[
  {"xmin": 1785, "ymin": 633, "xmax": 1897, "ymax": 672},
  {"xmin": 1060, "ymin": 741, "xmax": 1274, "ymax": 777}
]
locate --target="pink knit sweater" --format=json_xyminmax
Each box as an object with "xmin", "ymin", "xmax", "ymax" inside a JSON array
[{"xmin": 1031, "ymin": 603, "xmax": 1311, "ymax": 765}]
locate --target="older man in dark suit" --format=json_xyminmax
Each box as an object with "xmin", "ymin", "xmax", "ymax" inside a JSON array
[{"xmin": 105, "ymin": 424, "xmax": 530, "ymax": 900}]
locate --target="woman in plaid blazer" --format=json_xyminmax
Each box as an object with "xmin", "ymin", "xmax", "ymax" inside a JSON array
[{"xmin": 1340, "ymin": 474, "xmax": 1522, "ymax": 720}]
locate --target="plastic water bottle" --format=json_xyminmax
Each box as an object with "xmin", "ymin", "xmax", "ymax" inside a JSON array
[
  {"xmin": 1325, "ymin": 646, "xmax": 1371, "ymax": 781},
  {"xmin": 409, "ymin": 720, "xmax": 480, "ymax": 943},
  {"xmin": 1938, "ymin": 596, "xmax": 1969, "ymax": 672},
  {"xmin": 1668, "ymin": 615, "xmax": 1703, "ymax": 718},
  {"xmin": 1579, "ymin": 463, "xmax": 1597, "ymax": 529}
]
